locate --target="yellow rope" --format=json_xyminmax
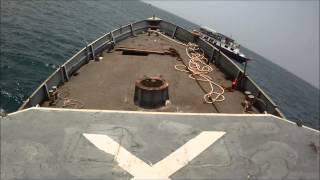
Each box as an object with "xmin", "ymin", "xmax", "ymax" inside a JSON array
[
  {"xmin": 174, "ymin": 42, "xmax": 225, "ymax": 103},
  {"xmin": 147, "ymin": 29, "xmax": 225, "ymax": 103}
]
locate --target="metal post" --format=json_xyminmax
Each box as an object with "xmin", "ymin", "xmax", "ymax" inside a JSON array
[
  {"xmin": 172, "ymin": 26, "xmax": 178, "ymax": 38},
  {"xmin": 44, "ymin": 83, "xmax": 50, "ymax": 99},
  {"xmin": 239, "ymin": 61, "xmax": 248, "ymax": 90},
  {"xmin": 130, "ymin": 24, "xmax": 135, "ymax": 36},
  {"xmin": 210, "ymin": 48, "xmax": 215, "ymax": 64},
  {"xmin": 90, "ymin": 44, "xmax": 95, "ymax": 61},
  {"xmin": 111, "ymin": 31, "xmax": 116, "ymax": 44},
  {"xmin": 60, "ymin": 67, "xmax": 65, "ymax": 83},
  {"xmin": 243, "ymin": 60, "xmax": 248, "ymax": 76},
  {"xmin": 85, "ymin": 45, "xmax": 90, "ymax": 62},
  {"xmin": 62, "ymin": 65, "xmax": 69, "ymax": 81}
]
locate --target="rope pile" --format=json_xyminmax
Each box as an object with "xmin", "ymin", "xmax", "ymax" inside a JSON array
[
  {"xmin": 147, "ymin": 29, "xmax": 225, "ymax": 104},
  {"xmin": 174, "ymin": 42, "xmax": 225, "ymax": 103}
]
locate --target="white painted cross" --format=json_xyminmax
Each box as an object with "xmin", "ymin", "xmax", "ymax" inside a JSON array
[{"xmin": 83, "ymin": 131, "xmax": 225, "ymax": 179}]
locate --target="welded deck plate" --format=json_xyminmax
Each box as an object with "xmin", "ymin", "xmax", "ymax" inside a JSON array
[{"xmin": 1, "ymin": 108, "xmax": 319, "ymax": 179}]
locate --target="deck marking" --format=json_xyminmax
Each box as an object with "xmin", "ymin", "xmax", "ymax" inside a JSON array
[{"xmin": 83, "ymin": 131, "xmax": 225, "ymax": 179}]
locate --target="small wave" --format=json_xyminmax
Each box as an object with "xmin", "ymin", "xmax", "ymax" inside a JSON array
[
  {"xmin": 45, "ymin": 63, "xmax": 58, "ymax": 69},
  {"xmin": 0, "ymin": 89, "xmax": 13, "ymax": 98}
]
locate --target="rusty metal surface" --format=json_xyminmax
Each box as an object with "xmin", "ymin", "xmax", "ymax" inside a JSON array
[{"xmin": 41, "ymin": 32, "xmax": 253, "ymax": 114}]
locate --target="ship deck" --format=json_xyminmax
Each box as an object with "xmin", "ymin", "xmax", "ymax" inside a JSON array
[
  {"xmin": 41, "ymin": 32, "xmax": 255, "ymax": 113},
  {"xmin": 1, "ymin": 108, "xmax": 319, "ymax": 179}
]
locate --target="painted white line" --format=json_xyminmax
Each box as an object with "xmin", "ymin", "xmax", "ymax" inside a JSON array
[
  {"xmin": 27, "ymin": 107, "xmax": 274, "ymax": 117},
  {"xmin": 83, "ymin": 131, "xmax": 225, "ymax": 179},
  {"xmin": 9, "ymin": 107, "xmax": 319, "ymax": 133},
  {"xmin": 83, "ymin": 133, "xmax": 153, "ymax": 178},
  {"xmin": 7, "ymin": 107, "xmax": 31, "ymax": 116},
  {"xmin": 151, "ymin": 131, "xmax": 225, "ymax": 177}
]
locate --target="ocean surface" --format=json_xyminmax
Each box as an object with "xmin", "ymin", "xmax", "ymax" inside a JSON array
[{"xmin": 0, "ymin": 0, "xmax": 319, "ymax": 129}]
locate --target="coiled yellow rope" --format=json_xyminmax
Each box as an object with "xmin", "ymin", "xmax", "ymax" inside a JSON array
[
  {"xmin": 147, "ymin": 29, "xmax": 225, "ymax": 103},
  {"xmin": 174, "ymin": 42, "xmax": 225, "ymax": 103}
]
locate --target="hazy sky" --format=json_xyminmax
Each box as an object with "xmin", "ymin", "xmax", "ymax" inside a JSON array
[{"xmin": 148, "ymin": 1, "xmax": 319, "ymax": 88}]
